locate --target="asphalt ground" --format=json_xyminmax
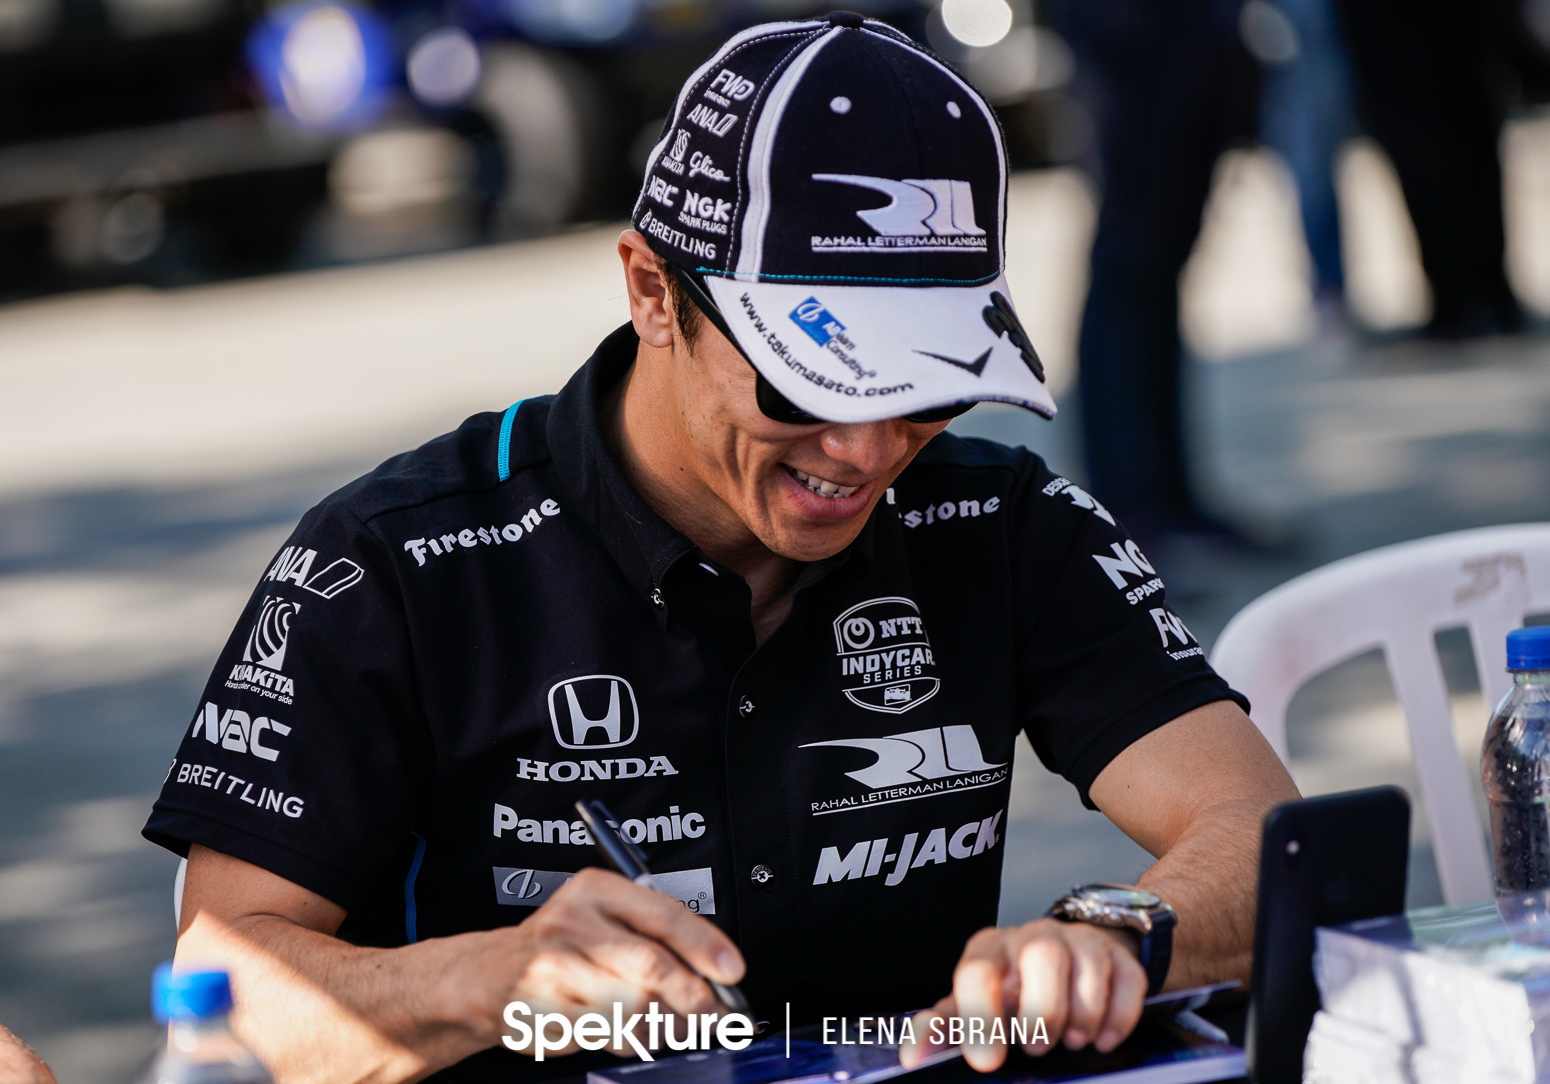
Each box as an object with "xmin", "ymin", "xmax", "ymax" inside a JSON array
[{"xmin": 4, "ymin": 138, "xmax": 1550, "ymax": 1080}]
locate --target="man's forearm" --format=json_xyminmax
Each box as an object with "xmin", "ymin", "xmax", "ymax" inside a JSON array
[
  {"xmin": 1089, "ymin": 701, "xmax": 1301, "ymax": 993},
  {"xmin": 177, "ymin": 910, "xmax": 502, "ymax": 1084},
  {"xmin": 1133, "ymin": 796, "xmax": 1277, "ymax": 990}
]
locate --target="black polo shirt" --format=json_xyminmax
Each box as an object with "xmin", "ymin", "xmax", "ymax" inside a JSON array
[{"xmin": 145, "ymin": 322, "xmax": 1243, "ymax": 1079}]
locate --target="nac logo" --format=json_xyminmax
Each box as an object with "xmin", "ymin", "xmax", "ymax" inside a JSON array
[
  {"xmin": 812, "ymin": 175, "xmax": 986, "ymax": 238},
  {"xmin": 547, "ymin": 675, "xmax": 640, "ymax": 749},
  {"xmin": 190, "ymin": 702, "xmax": 291, "ymax": 761},
  {"xmin": 243, "ymin": 596, "xmax": 298, "ymax": 672}
]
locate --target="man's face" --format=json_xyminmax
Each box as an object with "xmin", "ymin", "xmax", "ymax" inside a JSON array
[{"xmin": 664, "ymin": 319, "xmax": 952, "ymax": 563}]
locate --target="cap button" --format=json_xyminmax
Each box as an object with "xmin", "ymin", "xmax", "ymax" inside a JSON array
[{"xmin": 826, "ymin": 10, "xmax": 864, "ymax": 27}]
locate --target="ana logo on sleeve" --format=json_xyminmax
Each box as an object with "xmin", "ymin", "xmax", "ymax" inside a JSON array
[{"xmin": 264, "ymin": 546, "xmax": 364, "ymax": 599}]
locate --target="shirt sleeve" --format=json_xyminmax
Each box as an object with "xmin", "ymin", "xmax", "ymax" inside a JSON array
[
  {"xmin": 1011, "ymin": 465, "xmax": 1249, "ymax": 809},
  {"xmin": 142, "ymin": 501, "xmax": 433, "ymax": 911}
]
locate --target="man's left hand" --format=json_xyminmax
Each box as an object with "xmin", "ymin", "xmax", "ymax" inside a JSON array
[{"xmin": 899, "ymin": 917, "xmax": 1147, "ymax": 1072}]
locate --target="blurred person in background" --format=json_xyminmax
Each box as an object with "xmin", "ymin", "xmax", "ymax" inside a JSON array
[
  {"xmin": 1252, "ymin": 0, "xmax": 1357, "ymax": 329},
  {"xmin": 1333, "ymin": 0, "xmax": 1527, "ymax": 339},
  {"xmin": 1047, "ymin": 0, "xmax": 1260, "ymax": 556}
]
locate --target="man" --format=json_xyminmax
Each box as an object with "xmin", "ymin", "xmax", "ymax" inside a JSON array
[
  {"xmin": 1047, "ymin": 0, "xmax": 1260, "ymax": 552},
  {"xmin": 145, "ymin": 14, "xmax": 1298, "ymax": 1083}
]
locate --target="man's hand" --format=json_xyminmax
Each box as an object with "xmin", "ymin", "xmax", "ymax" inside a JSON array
[
  {"xmin": 899, "ymin": 918, "xmax": 1146, "ymax": 1072},
  {"xmin": 493, "ymin": 867, "xmax": 744, "ymax": 1054},
  {"xmin": 904, "ymin": 700, "xmax": 1299, "ymax": 1074},
  {"xmin": 177, "ymin": 847, "xmax": 746, "ymax": 1082}
]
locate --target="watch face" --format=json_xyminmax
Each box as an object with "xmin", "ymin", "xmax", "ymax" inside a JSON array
[{"xmin": 1082, "ymin": 885, "xmax": 1159, "ymax": 909}]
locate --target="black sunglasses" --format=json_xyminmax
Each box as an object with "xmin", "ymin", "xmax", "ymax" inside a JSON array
[{"xmin": 670, "ymin": 268, "xmax": 979, "ymax": 426}]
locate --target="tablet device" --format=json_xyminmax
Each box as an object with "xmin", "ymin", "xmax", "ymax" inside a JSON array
[{"xmin": 1246, "ymin": 786, "xmax": 1410, "ymax": 1083}]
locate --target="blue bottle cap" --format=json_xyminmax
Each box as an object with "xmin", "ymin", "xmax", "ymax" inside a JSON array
[
  {"xmin": 1507, "ymin": 627, "xmax": 1550, "ymax": 671},
  {"xmin": 152, "ymin": 962, "xmax": 233, "ymax": 1021}
]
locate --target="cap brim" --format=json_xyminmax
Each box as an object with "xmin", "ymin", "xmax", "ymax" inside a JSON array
[{"xmin": 703, "ymin": 273, "xmax": 1055, "ymax": 424}]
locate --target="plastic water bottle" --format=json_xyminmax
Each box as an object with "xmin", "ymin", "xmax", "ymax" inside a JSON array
[
  {"xmin": 144, "ymin": 964, "xmax": 272, "ymax": 1084},
  {"xmin": 1482, "ymin": 627, "xmax": 1550, "ymax": 899}
]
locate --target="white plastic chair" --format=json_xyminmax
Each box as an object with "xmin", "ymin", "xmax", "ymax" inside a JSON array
[{"xmin": 1209, "ymin": 523, "xmax": 1550, "ymax": 905}]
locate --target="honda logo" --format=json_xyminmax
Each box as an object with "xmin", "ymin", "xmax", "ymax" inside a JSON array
[{"xmin": 547, "ymin": 675, "xmax": 640, "ymax": 749}]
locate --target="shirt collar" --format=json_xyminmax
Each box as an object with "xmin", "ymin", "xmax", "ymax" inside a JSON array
[
  {"xmin": 548, "ymin": 323, "xmax": 697, "ymax": 606},
  {"xmin": 548, "ymin": 323, "xmax": 878, "ymax": 610}
]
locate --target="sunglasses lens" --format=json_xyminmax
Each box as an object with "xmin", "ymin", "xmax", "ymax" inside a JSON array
[
  {"xmin": 904, "ymin": 402, "xmax": 976, "ymax": 424},
  {"xmin": 755, "ymin": 372, "xmax": 825, "ymax": 425}
]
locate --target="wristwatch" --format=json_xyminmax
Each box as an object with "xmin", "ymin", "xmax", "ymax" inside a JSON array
[{"xmin": 1047, "ymin": 883, "xmax": 1176, "ymax": 996}]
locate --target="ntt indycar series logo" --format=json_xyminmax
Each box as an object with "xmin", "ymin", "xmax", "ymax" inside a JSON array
[{"xmin": 832, "ymin": 596, "xmax": 939, "ymax": 713}]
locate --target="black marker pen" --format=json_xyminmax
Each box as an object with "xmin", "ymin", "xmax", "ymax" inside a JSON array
[{"xmin": 575, "ymin": 799, "xmax": 753, "ymax": 1017}]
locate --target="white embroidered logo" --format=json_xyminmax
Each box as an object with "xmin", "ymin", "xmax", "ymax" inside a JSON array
[{"xmin": 812, "ymin": 175, "xmax": 986, "ymax": 238}]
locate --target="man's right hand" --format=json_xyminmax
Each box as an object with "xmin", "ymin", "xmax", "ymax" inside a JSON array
[
  {"xmin": 491, "ymin": 867, "xmax": 745, "ymax": 1055},
  {"xmin": 177, "ymin": 846, "xmax": 745, "ymax": 1083}
]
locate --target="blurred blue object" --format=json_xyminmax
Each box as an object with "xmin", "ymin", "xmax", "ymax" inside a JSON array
[
  {"xmin": 500, "ymin": 0, "xmax": 640, "ymax": 46},
  {"xmin": 151, "ymin": 964, "xmax": 233, "ymax": 1022},
  {"xmin": 407, "ymin": 27, "xmax": 483, "ymax": 107},
  {"xmin": 246, "ymin": 0, "xmax": 396, "ymax": 130}
]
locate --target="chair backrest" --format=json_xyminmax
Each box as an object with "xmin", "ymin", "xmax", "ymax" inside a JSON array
[{"xmin": 1209, "ymin": 523, "xmax": 1550, "ymax": 905}]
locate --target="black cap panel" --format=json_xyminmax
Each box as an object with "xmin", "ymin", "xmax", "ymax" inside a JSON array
[
  {"xmin": 753, "ymin": 30, "xmax": 1004, "ymax": 285},
  {"xmin": 633, "ymin": 23, "xmax": 827, "ymax": 274},
  {"xmin": 632, "ymin": 19, "xmax": 1005, "ymax": 288}
]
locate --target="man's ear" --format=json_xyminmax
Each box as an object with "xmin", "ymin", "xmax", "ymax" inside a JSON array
[{"xmin": 619, "ymin": 229, "xmax": 675, "ymax": 349}]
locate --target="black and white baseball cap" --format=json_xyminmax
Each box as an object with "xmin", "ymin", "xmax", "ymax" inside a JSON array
[{"xmin": 631, "ymin": 11, "xmax": 1055, "ymax": 424}]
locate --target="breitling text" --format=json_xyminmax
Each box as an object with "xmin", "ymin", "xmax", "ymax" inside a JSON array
[{"xmin": 171, "ymin": 760, "xmax": 304, "ymax": 818}]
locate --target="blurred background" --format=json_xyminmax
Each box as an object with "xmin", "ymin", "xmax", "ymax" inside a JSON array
[{"xmin": 3, "ymin": 0, "xmax": 1550, "ymax": 1077}]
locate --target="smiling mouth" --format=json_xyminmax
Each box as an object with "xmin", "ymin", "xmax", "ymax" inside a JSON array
[{"xmin": 786, "ymin": 466, "xmax": 861, "ymax": 499}]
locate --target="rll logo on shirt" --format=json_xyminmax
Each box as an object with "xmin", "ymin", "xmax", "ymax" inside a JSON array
[
  {"xmin": 801, "ymin": 724, "xmax": 1007, "ymax": 816},
  {"xmin": 803, "ymin": 724, "xmax": 1004, "ymax": 789}
]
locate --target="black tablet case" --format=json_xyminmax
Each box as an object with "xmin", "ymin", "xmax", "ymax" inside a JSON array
[{"xmin": 1246, "ymin": 786, "xmax": 1411, "ymax": 1083}]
